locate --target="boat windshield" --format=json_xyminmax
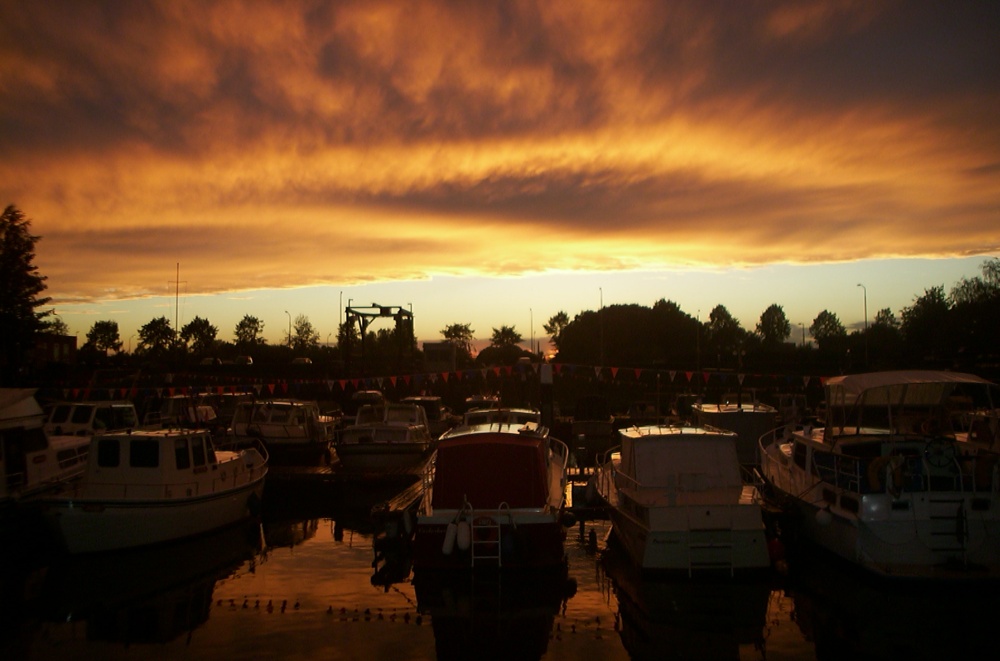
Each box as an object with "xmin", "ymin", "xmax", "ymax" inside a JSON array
[{"xmin": 826, "ymin": 379, "xmax": 998, "ymax": 438}]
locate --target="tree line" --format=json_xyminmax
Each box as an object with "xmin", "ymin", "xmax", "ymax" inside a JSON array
[{"xmin": 3, "ymin": 203, "xmax": 999, "ymax": 384}]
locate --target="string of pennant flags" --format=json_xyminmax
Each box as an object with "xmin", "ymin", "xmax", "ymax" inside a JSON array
[{"xmin": 57, "ymin": 362, "xmax": 830, "ymax": 402}]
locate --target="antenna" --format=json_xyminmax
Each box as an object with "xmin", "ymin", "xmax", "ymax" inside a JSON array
[{"xmin": 168, "ymin": 263, "xmax": 187, "ymax": 331}]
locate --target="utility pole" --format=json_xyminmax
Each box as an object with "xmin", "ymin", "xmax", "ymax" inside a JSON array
[{"xmin": 168, "ymin": 263, "xmax": 186, "ymax": 333}]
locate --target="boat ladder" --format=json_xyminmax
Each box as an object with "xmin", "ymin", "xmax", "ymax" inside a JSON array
[{"xmin": 470, "ymin": 504, "xmax": 509, "ymax": 567}]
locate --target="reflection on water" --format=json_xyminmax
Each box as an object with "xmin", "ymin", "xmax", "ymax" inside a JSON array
[
  {"xmin": 413, "ymin": 568, "xmax": 578, "ymax": 661},
  {"xmin": 785, "ymin": 542, "xmax": 996, "ymax": 661},
  {"xmin": 4, "ymin": 482, "xmax": 998, "ymax": 660},
  {"xmin": 599, "ymin": 539, "xmax": 771, "ymax": 660}
]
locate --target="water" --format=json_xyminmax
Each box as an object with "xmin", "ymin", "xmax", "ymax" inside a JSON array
[{"xmin": 2, "ymin": 481, "xmax": 994, "ymax": 661}]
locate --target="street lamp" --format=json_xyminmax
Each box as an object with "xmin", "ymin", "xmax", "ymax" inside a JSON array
[
  {"xmin": 857, "ymin": 283, "xmax": 868, "ymax": 367},
  {"xmin": 285, "ymin": 310, "xmax": 292, "ymax": 348}
]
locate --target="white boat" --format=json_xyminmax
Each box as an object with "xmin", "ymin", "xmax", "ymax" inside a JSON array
[
  {"xmin": 759, "ymin": 370, "xmax": 1000, "ymax": 579},
  {"xmin": 401, "ymin": 395, "xmax": 459, "ymax": 437},
  {"xmin": 1, "ymin": 389, "xmax": 90, "ymax": 506},
  {"xmin": 412, "ymin": 420, "xmax": 571, "ymax": 570},
  {"xmin": 40, "ymin": 428, "xmax": 268, "ymax": 553},
  {"xmin": 336, "ymin": 402, "xmax": 436, "ymax": 473},
  {"xmin": 44, "ymin": 399, "xmax": 140, "ymax": 436},
  {"xmin": 228, "ymin": 398, "xmax": 337, "ymax": 466},
  {"xmin": 593, "ymin": 424, "xmax": 771, "ymax": 575},
  {"xmin": 462, "ymin": 406, "xmax": 541, "ymax": 426},
  {"xmin": 691, "ymin": 396, "xmax": 779, "ymax": 467}
]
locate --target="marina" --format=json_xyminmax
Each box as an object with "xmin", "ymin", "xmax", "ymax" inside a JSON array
[{"xmin": 3, "ymin": 473, "xmax": 996, "ymax": 661}]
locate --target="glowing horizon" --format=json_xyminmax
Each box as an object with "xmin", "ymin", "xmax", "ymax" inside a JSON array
[{"xmin": 1, "ymin": 1, "xmax": 997, "ymax": 348}]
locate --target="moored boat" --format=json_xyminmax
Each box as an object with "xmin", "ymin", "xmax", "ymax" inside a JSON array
[
  {"xmin": 1, "ymin": 388, "xmax": 91, "ymax": 507},
  {"xmin": 336, "ymin": 402, "xmax": 436, "ymax": 473},
  {"xmin": 228, "ymin": 398, "xmax": 336, "ymax": 466},
  {"xmin": 692, "ymin": 397, "xmax": 779, "ymax": 467},
  {"xmin": 593, "ymin": 424, "xmax": 771, "ymax": 575},
  {"xmin": 759, "ymin": 370, "xmax": 1000, "ymax": 580},
  {"xmin": 412, "ymin": 419, "xmax": 571, "ymax": 571},
  {"xmin": 39, "ymin": 428, "xmax": 268, "ymax": 553}
]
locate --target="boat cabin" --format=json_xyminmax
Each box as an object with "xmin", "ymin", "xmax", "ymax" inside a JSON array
[{"xmin": 44, "ymin": 400, "xmax": 139, "ymax": 436}]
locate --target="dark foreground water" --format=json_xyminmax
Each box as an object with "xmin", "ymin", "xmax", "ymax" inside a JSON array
[{"xmin": 2, "ymin": 481, "xmax": 995, "ymax": 661}]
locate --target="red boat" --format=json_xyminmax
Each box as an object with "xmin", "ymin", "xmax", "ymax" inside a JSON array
[{"xmin": 411, "ymin": 420, "xmax": 571, "ymax": 571}]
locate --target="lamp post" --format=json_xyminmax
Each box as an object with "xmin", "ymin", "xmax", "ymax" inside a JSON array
[
  {"xmin": 799, "ymin": 322, "xmax": 805, "ymax": 348},
  {"xmin": 530, "ymin": 308, "xmax": 533, "ymax": 355},
  {"xmin": 599, "ymin": 288, "xmax": 604, "ymax": 366},
  {"xmin": 857, "ymin": 283, "xmax": 868, "ymax": 367},
  {"xmin": 285, "ymin": 310, "xmax": 292, "ymax": 349}
]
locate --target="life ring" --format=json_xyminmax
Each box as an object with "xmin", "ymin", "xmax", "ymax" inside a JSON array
[
  {"xmin": 472, "ymin": 516, "xmax": 498, "ymax": 543},
  {"xmin": 867, "ymin": 455, "xmax": 905, "ymax": 495}
]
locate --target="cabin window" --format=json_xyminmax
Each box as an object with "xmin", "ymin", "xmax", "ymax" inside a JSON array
[
  {"xmin": 129, "ymin": 440, "xmax": 159, "ymax": 468},
  {"xmin": 174, "ymin": 437, "xmax": 191, "ymax": 469},
  {"xmin": 96, "ymin": 439, "xmax": 121, "ymax": 467},
  {"xmin": 792, "ymin": 442, "xmax": 808, "ymax": 469},
  {"xmin": 48, "ymin": 404, "xmax": 72, "ymax": 425},
  {"xmin": 72, "ymin": 405, "xmax": 95, "ymax": 424},
  {"xmin": 191, "ymin": 435, "xmax": 207, "ymax": 467}
]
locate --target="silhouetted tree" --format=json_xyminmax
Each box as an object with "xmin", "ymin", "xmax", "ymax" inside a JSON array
[
  {"xmin": 181, "ymin": 316, "xmax": 218, "ymax": 355},
  {"xmin": 441, "ymin": 323, "xmax": 475, "ymax": 357},
  {"xmin": 44, "ymin": 314, "xmax": 69, "ymax": 336},
  {"xmin": 136, "ymin": 316, "xmax": 177, "ymax": 359},
  {"xmin": 949, "ymin": 258, "xmax": 1000, "ymax": 369},
  {"xmin": 543, "ymin": 311, "xmax": 570, "ymax": 351},
  {"xmin": 756, "ymin": 304, "xmax": 791, "ymax": 347},
  {"xmin": 83, "ymin": 320, "xmax": 123, "ymax": 355},
  {"xmin": 234, "ymin": 315, "xmax": 265, "ymax": 348},
  {"xmin": 901, "ymin": 286, "xmax": 951, "ymax": 366},
  {"xmin": 0, "ymin": 205, "xmax": 52, "ymax": 382},
  {"xmin": 490, "ymin": 325, "xmax": 523, "ymax": 347},
  {"xmin": 292, "ymin": 314, "xmax": 320, "ymax": 351},
  {"xmin": 810, "ymin": 310, "xmax": 847, "ymax": 352},
  {"xmin": 706, "ymin": 304, "xmax": 748, "ymax": 368}
]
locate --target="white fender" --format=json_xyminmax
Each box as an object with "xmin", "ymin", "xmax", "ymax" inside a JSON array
[
  {"xmin": 442, "ymin": 522, "xmax": 457, "ymax": 555},
  {"xmin": 456, "ymin": 520, "xmax": 471, "ymax": 551}
]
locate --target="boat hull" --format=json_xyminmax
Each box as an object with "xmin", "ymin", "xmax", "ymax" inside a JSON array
[
  {"xmin": 608, "ymin": 492, "xmax": 770, "ymax": 574},
  {"xmin": 412, "ymin": 513, "xmax": 567, "ymax": 571},
  {"xmin": 336, "ymin": 443, "xmax": 432, "ymax": 473},
  {"xmin": 43, "ymin": 478, "xmax": 265, "ymax": 554}
]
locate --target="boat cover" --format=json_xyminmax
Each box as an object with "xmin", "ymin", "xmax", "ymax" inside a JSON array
[{"xmin": 432, "ymin": 434, "xmax": 548, "ymax": 509}]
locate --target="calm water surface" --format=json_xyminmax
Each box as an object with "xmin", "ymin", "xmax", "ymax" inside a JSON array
[{"xmin": 2, "ymin": 482, "xmax": 992, "ymax": 661}]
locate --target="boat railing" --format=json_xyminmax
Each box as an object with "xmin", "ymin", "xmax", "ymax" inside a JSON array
[{"xmin": 808, "ymin": 441, "xmax": 999, "ymax": 497}]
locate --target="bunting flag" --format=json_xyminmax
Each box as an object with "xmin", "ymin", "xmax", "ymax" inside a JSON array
[
  {"xmin": 594, "ymin": 366, "xmax": 602, "ymax": 378},
  {"xmin": 685, "ymin": 371, "xmax": 693, "ymax": 382},
  {"xmin": 633, "ymin": 368, "xmax": 642, "ymax": 379},
  {"xmin": 738, "ymin": 373, "xmax": 745, "ymax": 385},
  {"xmin": 440, "ymin": 372, "xmax": 449, "ymax": 382},
  {"xmin": 610, "ymin": 367, "xmax": 619, "ymax": 379}
]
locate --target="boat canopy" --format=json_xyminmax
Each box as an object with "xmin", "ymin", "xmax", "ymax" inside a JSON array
[
  {"xmin": 824, "ymin": 371, "xmax": 997, "ymax": 438},
  {"xmin": 619, "ymin": 432, "xmax": 743, "ymax": 491},
  {"xmin": 431, "ymin": 434, "xmax": 548, "ymax": 509}
]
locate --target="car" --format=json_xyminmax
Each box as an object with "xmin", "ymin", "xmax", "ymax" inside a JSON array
[
  {"xmin": 235, "ymin": 355, "xmax": 253, "ymax": 365},
  {"xmin": 291, "ymin": 357, "xmax": 313, "ymax": 365}
]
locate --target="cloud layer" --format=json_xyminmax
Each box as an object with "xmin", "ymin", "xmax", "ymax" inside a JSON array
[{"xmin": 2, "ymin": 0, "xmax": 998, "ymax": 305}]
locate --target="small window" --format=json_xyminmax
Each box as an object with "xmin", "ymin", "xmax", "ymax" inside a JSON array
[
  {"xmin": 97, "ymin": 439, "xmax": 121, "ymax": 467},
  {"xmin": 130, "ymin": 440, "xmax": 159, "ymax": 468},
  {"xmin": 72, "ymin": 405, "xmax": 95, "ymax": 424},
  {"xmin": 792, "ymin": 441, "xmax": 808, "ymax": 469},
  {"xmin": 191, "ymin": 435, "xmax": 207, "ymax": 467},
  {"xmin": 49, "ymin": 405, "xmax": 72, "ymax": 425},
  {"xmin": 175, "ymin": 437, "xmax": 191, "ymax": 469}
]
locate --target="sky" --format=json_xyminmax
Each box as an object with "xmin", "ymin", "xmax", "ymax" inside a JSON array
[{"xmin": 2, "ymin": 1, "xmax": 998, "ymax": 354}]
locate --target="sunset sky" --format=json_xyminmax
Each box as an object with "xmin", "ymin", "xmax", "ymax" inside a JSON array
[{"xmin": 2, "ymin": 1, "xmax": 998, "ymax": 354}]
